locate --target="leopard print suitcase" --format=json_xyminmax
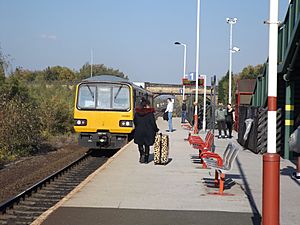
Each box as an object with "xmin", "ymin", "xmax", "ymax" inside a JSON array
[{"xmin": 153, "ymin": 133, "xmax": 169, "ymax": 165}]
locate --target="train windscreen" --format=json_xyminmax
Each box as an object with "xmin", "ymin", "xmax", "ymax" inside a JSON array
[{"xmin": 77, "ymin": 83, "xmax": 130, "ymax": 110}]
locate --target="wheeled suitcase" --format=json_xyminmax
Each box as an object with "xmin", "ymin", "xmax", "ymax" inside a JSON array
[{"xmin": 153, "ymin": 133, "xmax": 169, "ymax": 165}]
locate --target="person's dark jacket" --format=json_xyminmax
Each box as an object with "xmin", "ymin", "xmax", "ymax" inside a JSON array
[
  {"xmin": 226, "ymin": 108, "xmax": 234, "ymax": 123},
  {"xmin": 182, "ymin": 102, "xmax": 187, "ymax": 111},
  {"xmin": 134, "ymin": 107, "xmax": 159, "ymax": 146}
]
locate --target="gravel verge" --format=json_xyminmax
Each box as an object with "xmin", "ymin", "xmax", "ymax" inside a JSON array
[{"xmin": 0, "ymin": 138, "xmax": 88, "ymax": 204}]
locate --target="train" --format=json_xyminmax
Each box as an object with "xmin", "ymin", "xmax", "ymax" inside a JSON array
[{"xmin": 73, "ymin": 75, "xmax": 153, "ymax": 149}]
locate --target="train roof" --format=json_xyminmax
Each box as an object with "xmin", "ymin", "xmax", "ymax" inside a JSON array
[{"xmin": 83, "ymin": 75, "xmax": 130, "ymax": 83}]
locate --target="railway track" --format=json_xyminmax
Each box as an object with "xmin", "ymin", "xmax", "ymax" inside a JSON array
[{"xmin": 0, "ymin": 149, "xmax": 116, "ymax": 225}]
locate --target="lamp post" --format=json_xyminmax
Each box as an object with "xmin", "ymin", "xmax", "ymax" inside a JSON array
[
  {"xmin": 174, "ymin": 42, "xmax": 187, "ymax": 100},
  {"xmin": 194, "ymin": 0, "xmax": 201, "ymax": 134},
  {"xmin": 90, "ymin": 49, "xmax": 93, "ymax": 78},
  {"xmin": 201, "ymin": 75, "xmax": 206, "ymax": 131},
  {"xmin": 226, "ymin": 17, "xmax": 237, "ymax": 104}
]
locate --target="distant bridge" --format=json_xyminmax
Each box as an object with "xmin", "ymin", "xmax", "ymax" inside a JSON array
[{"xmin": 144, "ymin": 82, "xmax": 214, "ymax": 99}]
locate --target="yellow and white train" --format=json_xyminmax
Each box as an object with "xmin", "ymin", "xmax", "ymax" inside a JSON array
[{"xmin": 73, "ymin": 75, "xmax": 153, "ymax": 149}]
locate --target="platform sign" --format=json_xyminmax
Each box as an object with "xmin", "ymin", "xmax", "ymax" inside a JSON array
[
  {"xmin": 182, "ymin": 77, "xmax": 204, "ymax": 86},
  {"xmin": 188, "ymin": 72, "xmax": 196, "ymax": 81}
]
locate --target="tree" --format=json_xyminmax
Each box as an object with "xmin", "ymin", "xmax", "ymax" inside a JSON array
[
  {"xmin": 0, "ymin": 48, "xmax": 9, "ymax": 84},
  {"xmin": 218, "ymin": 71, "xmax": 229, "ymax": 104},
  {"xmin": 218, "ymin": 64, "xmax": 264, "ymax": 104},
  {"xmin": 44, "ymin": 66, "xmax": 76, "ymax": 82},
  {"xmin": 237, "ymin": 64, "xmax": 264, "ymax": 80},
  {"xmin": 78, "ymin": 63, "xmax": 127, "ymax": 80},
  {"xmin": 13, "ymin": 67, "xmax": 36, "ymax": 82}
]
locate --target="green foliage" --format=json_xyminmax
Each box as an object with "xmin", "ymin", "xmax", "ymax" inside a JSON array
[
  {"xmin": 218, "ymin": 64, "xmax": 264, "ymax": 104},
  {"xmin": 44, "ymin": 66, "xmax": 76, "ymax": 82},
  {"xmin": 78, "ymin": 63, "xmax": 127, "ymax": 80},
  {"xmin": 237, "ymin": 64, "xmax": 264, "ymax": 80},
  {"xmin": 218, "ymin": 72, "xmax": 229, "ymax": 104},
  {"xmin": 0, "ymin": 78, "xmax": 42, "ymax": 161},
  {"xmin": 0, "ymin": 48, "xmax": 8, "ymax": 84},
  {"xmin": 30, "ymin": 81, "xmax": 75, "ymax": 137}
]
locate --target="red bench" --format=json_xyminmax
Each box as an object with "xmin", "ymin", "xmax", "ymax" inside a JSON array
[
  {"xmin": 201, "ymin": 143, "xmax": 239, "ymax": 195},
  {"xmin": 182, "ymin": 123, "xmax": 192, "ymax": 130},
  {"xmin": 188, "ymin": 131, "xmax": 214, "ymax": 159}
]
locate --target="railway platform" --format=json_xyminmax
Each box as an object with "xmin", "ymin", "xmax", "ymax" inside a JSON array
[{"xmin": 32, "ymin": 118, "xmax": 300, "ymax": 225}]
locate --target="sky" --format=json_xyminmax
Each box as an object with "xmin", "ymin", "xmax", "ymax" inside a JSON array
[{"xmin": 0, "ymin": 0, "xmax": 290, "ymax": 84}]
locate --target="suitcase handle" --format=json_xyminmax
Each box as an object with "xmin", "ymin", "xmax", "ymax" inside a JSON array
[{"xmin": 159, "ymin": 133, "xmax": 162, "ymax": 164}]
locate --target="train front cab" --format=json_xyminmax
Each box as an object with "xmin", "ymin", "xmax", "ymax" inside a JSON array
[{"xmin": 74, "ymin": 81, "xmax": 134, "ymax": 149}]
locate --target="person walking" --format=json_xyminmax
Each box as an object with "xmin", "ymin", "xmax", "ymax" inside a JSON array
[
  {"xmin": 134, "ymin": 99, "xmax": 159, "ymax": 164},
  {"xmin": 215, "ymin": 103, "xmax": 227, "ymax": 138},
  {"xmin": 165, "ymin": 98, "xmax": 174, "ymax": 132},
  {"xmin": 181, "ymin": 99, "xmax": 187, "ymax": 123},
  {"xmin": 225, "ymin": 103, "xmax": 235, "ymax": 138}
]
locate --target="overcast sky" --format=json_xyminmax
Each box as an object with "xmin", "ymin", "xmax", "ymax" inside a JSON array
[{"xmin": 0, "ymin": 0, "xmax": 289, "ymax": 83}]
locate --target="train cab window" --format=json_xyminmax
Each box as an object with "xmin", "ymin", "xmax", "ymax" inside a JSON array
[
  {"xmin": 112, "ymin": 85, "xmax": 130, "ymax": 109},
  {"xmin": 77, "ymin": 85, "xmax": 96, "ymax": 109},
  {"xmin": 97, "ymin": 87, "xmax": 112, "ymax": 109},
  {"xmin": 78, "ymin": 83, "xmax": 130, "ymax": 110}
]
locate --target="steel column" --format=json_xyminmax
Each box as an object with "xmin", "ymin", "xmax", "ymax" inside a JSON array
[
  {"xmin": 284, "ymin": 81, "xmax": 294, "ymax": 159},
  {"xmin": 262, "ymin": 0, "xmax": 280, "ymax": 225}
]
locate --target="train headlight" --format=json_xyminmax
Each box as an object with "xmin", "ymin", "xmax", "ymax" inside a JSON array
[
  {"xmin": 74, "ymin": 119, "xmax": 87, "ymax": 126},
  {"xmin": 119, "ymin": 120, "xmax": 133, "ymax": 127}
]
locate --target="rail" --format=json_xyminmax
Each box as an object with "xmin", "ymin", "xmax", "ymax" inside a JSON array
[{"xmin": 0, "ymin": 150, "xmax": 91, "ymax": 213}]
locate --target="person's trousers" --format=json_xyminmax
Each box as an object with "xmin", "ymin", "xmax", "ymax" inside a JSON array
[
  {"xmin": 217, "ymin": 120, "xmax": 227, "ymax": 136},
  {"xmin": 138, "ymin": 144, "xmax": 150, "ymax": 158},
  {"xmin": 168, "ymin": 112, "xmax": 173, "ymax": 131},
  {"xmin": 226, "ymin": 121, "xmax": 233, "ymax": 137},
  {"xmin": 181, "ymin": 111, "xmax": 187, "ymax": 123}
]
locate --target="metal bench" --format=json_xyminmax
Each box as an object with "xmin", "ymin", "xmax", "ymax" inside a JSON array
[
  {"xmin": 201, "ymin": 142, "xmax": 239, "ymax": 194},
  {"xmin": 182, "ymin": 123, "xmax": 192, "ymax": 130},
  {"xmin": 188, "ymin": 131, "xmax": 214, "ymax": 159}
]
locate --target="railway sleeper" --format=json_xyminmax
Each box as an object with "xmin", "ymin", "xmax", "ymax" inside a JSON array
[
  {"xmin": 41, "ymin": 185, "xmax": 74, "ymax": 191},
  {"xmin": 37, "ymin": 189, "xmax": 70, "ymax": 195},
  {"xmin": 63, "ymin": 172, "xmax": 92, "ymax": 178},
  {"xmin": 58, "ymin": 177, "xmax": 86, "ymax": 182},
  {"xmin": 30, "ymin": 192, "xmax": 65, "ymax": 198},
  {"xmin": 18, "ymin": 197, "xmax": 60, "ymax": 204},
  {"xmin": 6, "ymin": 209, "xmax": 44, "ymax": 217},
  {"xmin": 0, "ymin": 213, "xmax": 35, "ymax": 221},
  {"xmin": 46, "ymin": 181, "xmax": 78, "ymax": 186},
  {"xmin": 50, "ymin": 180, "xmax": 82, "ymax": 185},
  {"xmin": 13, "ymin": 204, "xmax": 49, "ymax": 212}
]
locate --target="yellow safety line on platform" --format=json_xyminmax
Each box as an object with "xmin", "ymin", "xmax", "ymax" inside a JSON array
[
  {"xmin": 31, "ymin": 140, "xmax": 133, "ymax": 225},
  {"xmin": 285, "ymin": 120, "xmax": 294, "ymax": 126},
  {"xmin": 285, "ymin": 105, "xmax": 294, "ymax": 111}
]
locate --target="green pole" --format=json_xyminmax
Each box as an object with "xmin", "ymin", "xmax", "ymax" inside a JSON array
[{"xmin": 284, "ymin": 80, "xmax": 294, "ymax": 159}]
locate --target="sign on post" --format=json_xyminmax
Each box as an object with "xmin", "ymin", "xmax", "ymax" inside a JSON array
[{"xmin": 182, "ymin": 77, "xmax": 204, "ymax": 86}]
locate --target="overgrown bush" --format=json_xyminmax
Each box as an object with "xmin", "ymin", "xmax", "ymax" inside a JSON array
[
  {"xmin": 0, "ymin": 79, "xmax": 42, "ymax": 163},
  {"xmin": 29, "ymin": 81, "xmax": 75, "ymax": 137}
]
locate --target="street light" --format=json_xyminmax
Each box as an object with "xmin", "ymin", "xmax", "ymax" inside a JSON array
[
  {"xmin": 174, "ymin": 42, "xmax": 187, "ymax": 100},
  {"xmin": 226, "ymin": 17, "xmax": 237, "ymax": 104},
  {"xmin": 194, "ymin": 0, "xmax": 201, "ymax": 134},
  {"xmin": 201, "ymin": 75, "xmax": 206, "ymax": 132}
]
